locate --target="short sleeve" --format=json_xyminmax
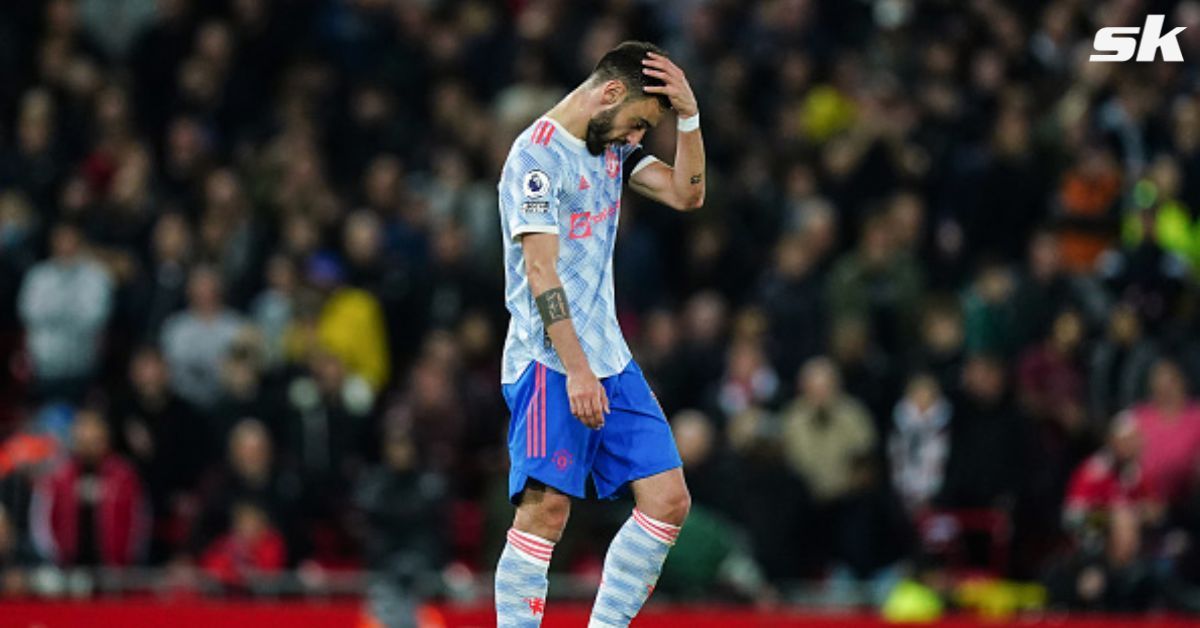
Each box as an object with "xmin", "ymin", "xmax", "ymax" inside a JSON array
[
  {"xmin": 622, "ymin": 145, "xmax": 660, "ymax": 180},
  {"xmin": 501, "ymin": 146, "xmax": 561, "ymax": 242}
]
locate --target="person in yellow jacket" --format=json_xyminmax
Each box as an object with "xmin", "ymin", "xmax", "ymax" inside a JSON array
[
  {"xmin": 1121, "ymin": 157, "xmax": 1200, "ymax": 271},
  {"xmin": 287, "ymin": 253, "xmax": 391, "ymax": 392}
]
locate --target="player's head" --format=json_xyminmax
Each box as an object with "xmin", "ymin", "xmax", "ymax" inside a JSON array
[{"xmin": 584, "ymin": 41, "xmax": 671, "ymax": 155}]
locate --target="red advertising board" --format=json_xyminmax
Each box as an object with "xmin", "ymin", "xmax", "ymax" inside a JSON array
[{"xmin": 1, "ymin": 601, "xmax": 1195, "ymax": 628}]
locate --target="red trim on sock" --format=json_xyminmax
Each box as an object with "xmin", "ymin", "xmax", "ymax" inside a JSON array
[
  {"xmin": 509, "ymin": 539, "xmax": 551, "ymax": 561},
  {"xmin": 632, "ymin": 510, "xmax": 679, "ymax": 543},
  {"xmin": 633, "ymin": 509, "xmax": 680, "ymax": 535},
  {"xmin": 509, "ymin": 529, "xmax": 554, "ymax": 551},
  {"xmin": 507, "ymin": 529, "xmax": 553, "ymax": 561}
]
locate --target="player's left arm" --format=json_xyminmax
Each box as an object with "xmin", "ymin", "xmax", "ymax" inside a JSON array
[{"xmin": 629, "ymin": 51, "xmax": 705, "ymax": 212}]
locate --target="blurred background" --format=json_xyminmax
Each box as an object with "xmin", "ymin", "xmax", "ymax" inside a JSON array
[{"xmin": 3, "ymin": 0, "xmax": 1200, "ymax": 625}]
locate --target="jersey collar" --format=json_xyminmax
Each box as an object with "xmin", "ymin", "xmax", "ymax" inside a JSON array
[{"xmin": 539, "ymin": 116, "xmax": 588, "ymax": 154}]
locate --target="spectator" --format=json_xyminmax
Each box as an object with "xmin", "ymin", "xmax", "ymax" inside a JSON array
[
  {"xmin": 1089, "ymin": 304, "xmax": 1159, "ymax": 429},
  {"xmin": 1048, "ymin": 420, "xmax": 1161, "ymax": 612},
  {"xmin": 109, "ymin": 345, "xmax": 202, "ymax": 558},
  {"xmin": 912, "ymin": 296, "xmax": 966, "ymax": 397},
  {"xmin": 724, "ymin": 407, "xmax": 813, "ymax": 581},
  {"xmin": 282, "ymin": 349, "xmax": 374, "ymax": 507},
  {"xmin": 354, "ymin": 426, "xmax": 448, "ymax": 582},
  {"xmin": 1127, "ymin": 359, "xmax": 1200, "ymax": 506},
  {"xmin": 1063, "ymin": 418, "xmax": 1159, "ymax": 538},
  {"xmin": 713, "ymin": 339, "xmax": 779, "ymax": 420},
  {"xmin": 826, "ymin": 213, "xmax": 923, "ymax": 357},
  {"xmin": 124, "ymin": 211, "xmax": 192, "ymax": 343},
  {"xmin": 193, "ymin": 419, "xmax": 304, "ymax": 563},
  {"xmin": 339, "ymin": 208, "xmax": 410, "ymax": 318},
  {"xmin": 1017, "ymin": 309, "xmax": 1088, "ymax": 434},
  {"xmin": 2, "ymin": 89, "xmax": 63, "ymax": 212},
  {"xmin": 636, "ymin": 309, "xmax": 689, "ymax": 416},
  {"xmin": 962, "ymin": 259, "xmax": 1019, "ymax": 358},
  {"xmin": 200, "ymin": 500, "xmax": 286, "ymax": 589},
  {"xmin": 829, "ymin": 317, "xmax": 897, "ymax": 433},
  {"xmin": 889, "ymin": 374, "xmax": 952, "ymax": 516},
  {"xmin": 756, "ymin": 233, "xmax": 825, "ymax": 379},
  {"xmin": 196, "ymin": 168, "xmax": 265, "ymax": 306},
  {"xmin": 954, "ymin": 100, "xmax": 1049, "ymax": 264},
  {"xmin": 781, "ymin": 357, "xmax": 877, "ymax": 504},
  {"xmin": 1100, "ymin": 209, "xmax": 1189, "ymax": 329},
  {"xmin": 1012, "ymin": 229, "xmax": 1107, "ymax": 348},
  {"xmin": 418, "ymin": 221, "xmax": 498, "ymax": 333},
  {"xmin": 355, "ymin": 424, "xmax": 449, "ymax": 628},
  {"xmin": 938, "ymin": 355, "xmax": 1027, "ymax": 510},
  {"xmin": 30, "ymin": 409, "xmax": 148, "ymax": 567},
  {"xmin": 160, "ymin": 266, "xmax": 245, "ymax": 411},
  {"xmin": 309, "ymin": 254, "xmax": 391, "ymax": 393},
  {"xmin": 672, "ymin": 409, "xmax": 742, "ymax": 519},
  {"xmin": 1053, "ymin": 146, "xmax": 1122, "ymax": 274},
  {"xmin": 211, "ymin": 330, "xmax": 287, "ymax": 454},
  {"xmin": 382, "ymin": 355, "xmax": 467, "ymax": 478},
  {"xmin": 18, "ymin": 221, "xmax": 114, "ymax": 401},
  {"xmin": 1017, "ymin": 309, "xmax": 1096, "ymax": 536},
  {"xmin": 780, "ymin": 357, "xmax": 906, "ymax": 579},
  {"xmin": 676, "ymin": 292, "xmax": 728, "ymax": 410},
  {"xmin": 251, "ymin": 254, "xmax": 298, "ymax": 371},
  {"xmin": 1121, "ymin": 156, "xmax": 1196, "ymax": 272}
]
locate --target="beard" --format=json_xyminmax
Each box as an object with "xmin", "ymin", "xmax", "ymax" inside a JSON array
[{"xmin": 585, "ymin": 106, "xmax": 620, "ymax": 156}]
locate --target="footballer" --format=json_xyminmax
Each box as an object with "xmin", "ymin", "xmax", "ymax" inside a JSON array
[{"xmin": 494, "ymin": 41, "xmax": 705, "ymax": 628}]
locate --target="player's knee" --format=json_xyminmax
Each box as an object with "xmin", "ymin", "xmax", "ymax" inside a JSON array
[
  {"xmin": 516, "ymin": 492, "xmax": 571, "ymax": 539},
  {"xmin": 646, "ymin": 485, "xmax": 690, "ymax": 526},
  {"xmin": 535, "ymin": 497, "xmax": 570, "ymax": 532},
  {"xmin": 668, "ymin": 486, "xmax": 692, "ymax": 523}
]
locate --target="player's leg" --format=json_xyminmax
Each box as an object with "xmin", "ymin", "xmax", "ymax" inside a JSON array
[
  {"xmin": 629, "ymin": 467, "xmax": 691, "ymax": 525},
  {"xmin": 496, "ymin": 482, "xmax": 570, "ymax": 628},
  {"xmin": 497, "ymin": 362, "xmax": 598, "ymax": 628},
  {"xmin": 588, "ymin": 469, "xmax": 689, "ymax": 628},
  {"xmin": 588, "ymin": 362, "xmax": 689, "ymax": 628}
]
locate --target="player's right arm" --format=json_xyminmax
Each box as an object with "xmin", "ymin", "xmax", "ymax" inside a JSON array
[{"xmin": 521, "ymin": 232, "xmax": 610, "ymax": 429}]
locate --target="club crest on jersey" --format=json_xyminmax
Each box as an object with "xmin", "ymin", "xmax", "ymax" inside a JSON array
[{"xmin": 605, "ymin": 148, "xmax": 619, "ymax": 179}]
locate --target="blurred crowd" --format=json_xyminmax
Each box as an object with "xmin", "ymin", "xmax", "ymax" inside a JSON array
[{"xmin": 4, "ymin": 0, "xmax": 1200, "ymax": 614}]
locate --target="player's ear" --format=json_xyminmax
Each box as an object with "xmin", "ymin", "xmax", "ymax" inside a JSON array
[{"xmin": 600, "ymin": 79, "xmax": 626, "ymax": 105}]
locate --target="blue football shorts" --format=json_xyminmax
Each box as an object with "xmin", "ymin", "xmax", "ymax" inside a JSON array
[{"xmin": 502, "ymin": 359, "xmax": 682, "ymax": 504}]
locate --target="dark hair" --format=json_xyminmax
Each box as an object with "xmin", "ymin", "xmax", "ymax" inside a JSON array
[{"xmin": 591, "ymin": 41, "xmax": 671, "ymax": 110}]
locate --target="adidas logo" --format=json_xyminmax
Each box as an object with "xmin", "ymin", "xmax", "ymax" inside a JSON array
[{"xmin": 579, "ymin": 176, "xmax": 590, "ymax": 190}]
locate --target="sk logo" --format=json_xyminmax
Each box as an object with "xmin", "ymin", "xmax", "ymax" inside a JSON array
[{"xmin": 1091, "ymin": 15, "xmax": 1186, "ymax": 62}]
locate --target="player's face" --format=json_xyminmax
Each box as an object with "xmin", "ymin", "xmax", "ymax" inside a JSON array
[{"xmin": 585, "ymin": 96, "xmax": 665, "ymax": 155}]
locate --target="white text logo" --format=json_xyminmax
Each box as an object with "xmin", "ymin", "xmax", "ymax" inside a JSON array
[{"xmin": 1091, "ymin": 15, "xmax": 1186, "ymax": 62}]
